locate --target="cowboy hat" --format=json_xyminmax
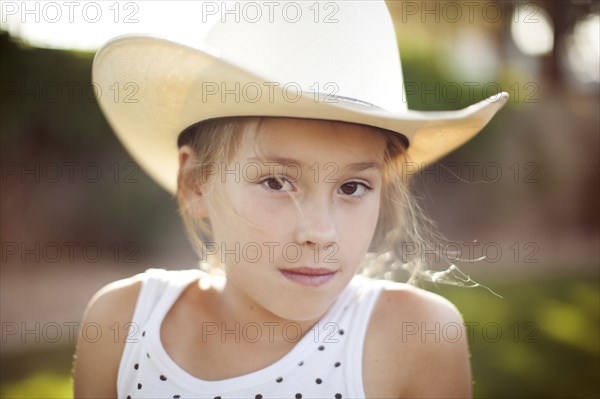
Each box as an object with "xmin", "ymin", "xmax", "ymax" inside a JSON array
[{"xmin": 93, "ymin": 0, "xmax": 508, "ymax": 194}]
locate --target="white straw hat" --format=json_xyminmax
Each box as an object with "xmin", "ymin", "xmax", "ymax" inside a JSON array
[{"xmin": 93, "ymin": 0, "xmax": 508, "ymax": 194}]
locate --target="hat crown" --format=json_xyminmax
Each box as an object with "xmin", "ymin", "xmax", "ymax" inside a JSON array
[
  {"xmin": 202, "ymin": 0, "xmax": 407, "ymax": 112},
  {"xmin": 92, "ymin": 1, "xmax": 508, "ymax": 194}
]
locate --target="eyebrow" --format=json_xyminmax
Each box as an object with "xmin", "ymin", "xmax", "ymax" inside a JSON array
[{"xmin": 246, "ymin": 157, "xmax": 382, "ymax": 172}]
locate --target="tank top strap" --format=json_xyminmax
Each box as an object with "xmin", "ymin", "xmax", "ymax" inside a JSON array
[
  {"xmin": 117, "ymin": 268, "xmax": 204, "ymax": 393},
  {"xmin": 344, "ymin": 275, "xmax": 389, "ymax": 397}
]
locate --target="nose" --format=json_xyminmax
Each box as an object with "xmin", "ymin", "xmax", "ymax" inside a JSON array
[{"xmin": 293, "ymin": 194, "xmax": 339, "ymax": 250}]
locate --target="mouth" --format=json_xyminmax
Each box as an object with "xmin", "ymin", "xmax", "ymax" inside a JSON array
[{"xmin": 279, "ymin": 267, "xmax": 338, "ymax": 287}]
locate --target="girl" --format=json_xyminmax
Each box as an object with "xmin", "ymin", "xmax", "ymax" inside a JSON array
[{"xmin": 74, "ymin": 1, "xmax": 507, "ymax": 398}]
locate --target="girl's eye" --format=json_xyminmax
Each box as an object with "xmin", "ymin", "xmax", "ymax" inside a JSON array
[
  {"xmin": 261, "ymin": 177, "xmax": 293, "ymax": 192},
  {"xmin": 339, "ymin": 182, "xmax": 371, "ymax": 197}
]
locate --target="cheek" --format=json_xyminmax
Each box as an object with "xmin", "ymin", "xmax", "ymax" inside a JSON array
[
  {"xmin": 361, "ymin": 189, "xmax": 382, "ymax": 225},
  {"xmin": 339, "ymin": 194, "xmax": 382, "ymax": 248},
  {"xmin": 223, "ymin": 186, "xmax": 296, "ymax": 242},
  {"xmin": 239, "ymin": 197, "xmax": 289, "ymax": 230}
]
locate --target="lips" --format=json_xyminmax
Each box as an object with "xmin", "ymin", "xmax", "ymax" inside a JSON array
[
  {"xmin": 280, "ymin": 267, "xmax": 337, "ymax": 276},
  {"xmin": 279, "ymin": 267, "xmax": 338, "ymax": 287}
]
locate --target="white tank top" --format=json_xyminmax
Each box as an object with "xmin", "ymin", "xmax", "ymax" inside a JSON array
[{"xmin": 117, "ymin": 268, "xmax": 391, "ymax": 399}]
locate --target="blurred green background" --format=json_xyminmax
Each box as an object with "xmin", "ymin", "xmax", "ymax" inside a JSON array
[{"xmin": 1, "ymin": 1, "xmax": 599, "ymax": 398}]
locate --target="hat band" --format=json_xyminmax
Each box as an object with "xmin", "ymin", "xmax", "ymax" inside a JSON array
[
  {"xmin": 311, "ymin": 93, "xmax": 383, "ymax": 110},
  {"xmin": 176, "ymin": 92, "xmax": 411, "ymax": 150}
]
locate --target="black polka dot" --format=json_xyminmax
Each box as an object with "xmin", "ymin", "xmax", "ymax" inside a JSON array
[
  {"xmin": 334, "ymin": 361, "xmax": 341, "ymax": 367},
  {"xmin": 298, "ymin": 361, "xmax": 304, "ymax": 366},
  {"xmin": 335, "ymin": 394, "xmax": 342, "ymax": 399},
  {"xmin": 174, "ymin": 396, "xmax": 181, "ymax": 399},
  {"xmin": 276, "ymin": 377, "xmax": 283, "ymax": 383},
  {"xmin": 127, "ymin": 396, "xmax": 131, "ymax": 399},
  {"xmin": 146, "ymin": 353, "xmax": 150, "ymax": 358},
  {"xmin": 134, "ymin": 363, "xmax": 139, "ymax": 370},
  {"xmin": 316, "ymin": 378, "xmax": 322, "ymax": 384},
  {"xmin": 339, "ymin": 329, "xmax": 344, "ymax": 335},
  {"xmin": 214, "ymin": 396, "xmax": 221, "ymax": 399},
  {"xmin": 255, "ymin": 395, "xmax": 263, "ymax": 399},
  {"xmin": 142, "ymin": 331, "xmax": 146, "ymax": 337},
  {"xmin": 318, "ymin": 345, "xmax": 325, "ymax": 351},
  {"xmin": 137, "ymin": 383, "xmax": 142, "ymax": 389},
  {"xmin": 295, "ymin": 394, "xmax": 302, "ymax": 399},
  {"xmin": 160, "ymin": 375, "xmax": 167, "ymax": 381}
]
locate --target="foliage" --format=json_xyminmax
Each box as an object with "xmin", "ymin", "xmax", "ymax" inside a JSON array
[
  {"xmin": 428, "ymin": 275, "xmax": 600, "ymax": 399},
  {"xmin": 1, "ymin": 372, "xmax": 72, "ymax": 399}
]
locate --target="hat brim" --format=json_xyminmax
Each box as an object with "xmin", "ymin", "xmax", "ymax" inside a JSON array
[{"xmin": 93, "ymin": 35, "xmax": 508, "ymax": 194}]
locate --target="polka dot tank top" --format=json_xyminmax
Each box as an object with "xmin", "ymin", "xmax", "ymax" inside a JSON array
[{"xmin": 117, "ymin": 268, "xmax": 390, "ymax": 399}]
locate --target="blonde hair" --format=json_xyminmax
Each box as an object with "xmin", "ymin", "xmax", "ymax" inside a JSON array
[{"xmin": 176, "ymin": 116, "xmax": 454, "ymax": 285}]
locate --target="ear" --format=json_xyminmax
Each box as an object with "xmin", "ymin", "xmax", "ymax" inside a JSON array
[{"xmin": 177, "ymin": 145, "xmax": 209, "ymax": 218}]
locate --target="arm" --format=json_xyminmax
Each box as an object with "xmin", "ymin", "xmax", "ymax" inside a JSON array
[
  {"xmin": 385, "ymin": 287, "xmax": 473, "ymax": 399},
  {"xmin": 72, "ymin": 276, "xmax": 142, "ymax": 399}
]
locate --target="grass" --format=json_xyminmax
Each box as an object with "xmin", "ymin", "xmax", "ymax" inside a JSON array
[{"xmin": 1, "ymin": 372, "xmax": 71, "ymax": 399}]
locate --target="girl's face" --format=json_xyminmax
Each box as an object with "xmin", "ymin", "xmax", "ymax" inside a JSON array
[{"xmin": 201, "ymin": 118, "xmax": 387, "ymax": 321}]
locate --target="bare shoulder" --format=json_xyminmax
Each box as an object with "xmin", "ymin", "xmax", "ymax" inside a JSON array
[
  {"xmin": 72, "ymin": 274, "xmax": 145, "ymax": 398},
  {"xmin": 377, "ymin": 282, "xmax": 466, "ymax": 325},
  {"xmin": 368, "ymin": 282, "xmax": 472, "ymax": 398}
]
